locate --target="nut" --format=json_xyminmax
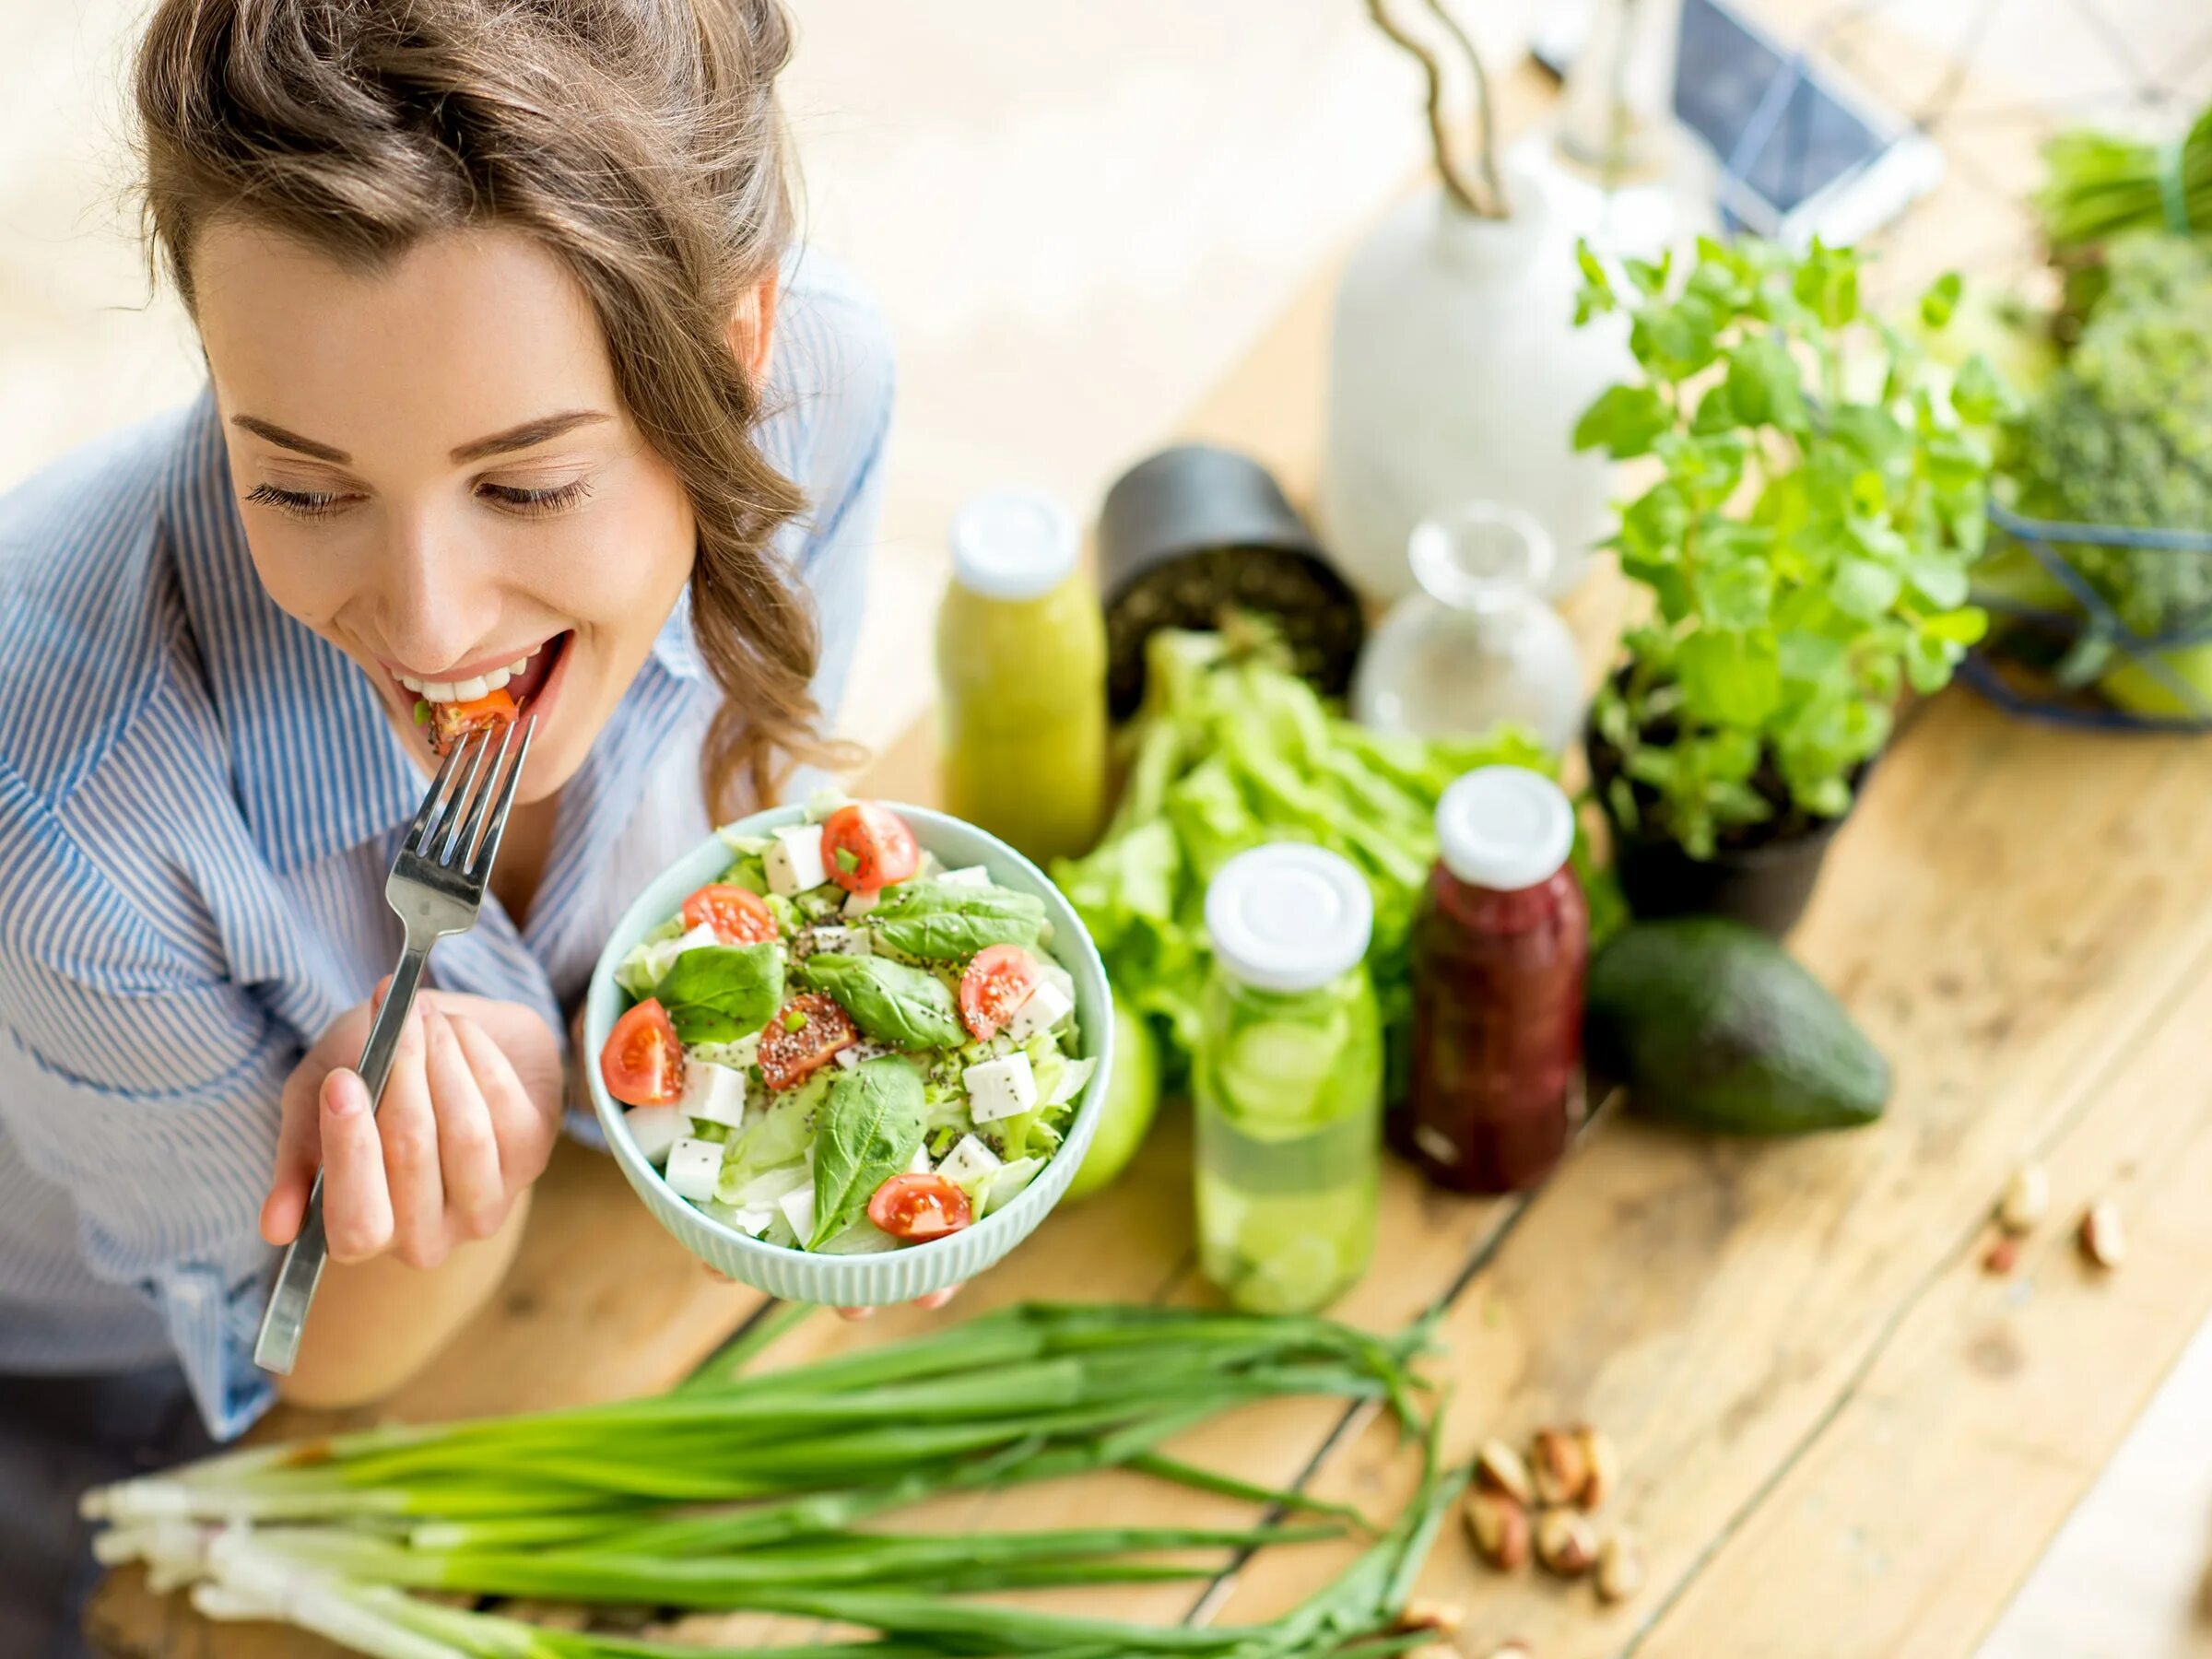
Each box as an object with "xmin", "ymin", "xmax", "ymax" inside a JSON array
[
  {"xmin": 1394, "ymin": 1599, "xmax": 1465, "ymax": 1637},
  {"xmin": 1465, "ymin": 1488, "xmax": 1531, "ymax": 1571},
  {"xmin": 2078, "ymin": 1200, "xmax": 2125, "ymax": 1268},
  {"xmin": 1596, "ymin": 1531, "xmax": 1646, "ymax": 1604},
  {"xmin": 1531, "ymin": 1427, "xmax": 1592, "ymax": 1507},
  {"xmin": 1534, "ymin": 1507, "xmax": 1598, "ymax": 1577},
  {"xmin": 1574, "ymin": 1426, "xmax": 1619, "ymax": 1511},
  {"xmin": 1983, "ymin": 1235, "xmax": 2020, "ymax": 1276},
  {"xmin": 1476, "ymin": 1436, "xmax": 1536, "ymax": 1506},
  {"xmin": 1997, "ymin": 1163, "xmax": 2050, "ymax": 1234}
]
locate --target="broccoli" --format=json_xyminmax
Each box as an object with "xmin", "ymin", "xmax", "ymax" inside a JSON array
[{"xmin": 2014, "ymin": 234, "xmax": 2212, "ymax": 639}]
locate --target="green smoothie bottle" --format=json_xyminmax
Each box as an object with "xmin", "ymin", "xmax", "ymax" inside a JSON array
[
  {"xmin": 1194, "ymin": 845, "xmax": 1384, "ymax": 1314},
  {"xmin": 936, "ymin": 488, "xmax": 1108, "ymax": 864}
]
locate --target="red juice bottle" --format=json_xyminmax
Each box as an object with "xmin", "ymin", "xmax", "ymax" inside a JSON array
[{"xmin": 1397, "ymin": 767, "xmax": 1588, "ymax": 1192}]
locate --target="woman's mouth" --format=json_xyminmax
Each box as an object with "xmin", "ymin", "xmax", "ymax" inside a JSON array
[{"xmin": 391, "ymin": 633, "xmax": 568, "ymax": 715}]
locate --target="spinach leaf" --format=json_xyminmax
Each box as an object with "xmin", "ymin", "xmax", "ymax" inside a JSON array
[
  {"xmin": 801, "ymin": 953, "xmax": 965, "ymax": 1050},
  {"xmin": 655, "ymin": 943, "xmax": 783, "ymax": 1044},
  {"xmin": 869, "ymin": 880, "xmax": 1047, "ymax": 962},
  {"xmin": 810, "ymin": 1057, "xmax": 925, "ymax": 1246}
]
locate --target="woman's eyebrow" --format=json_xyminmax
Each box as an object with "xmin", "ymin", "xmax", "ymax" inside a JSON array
[
  {"xmin": 449, "ymin": 409, "xmax": 611, "ymax": 463},
  {"xmin": 230, "ymin": 414, "xmax": 348, "ymax": 462}
]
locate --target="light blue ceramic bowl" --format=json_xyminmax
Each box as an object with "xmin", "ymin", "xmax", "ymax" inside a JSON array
[{"xmin": 585, "ymin": 802, "xmax": 1113, "ymax": 1306}]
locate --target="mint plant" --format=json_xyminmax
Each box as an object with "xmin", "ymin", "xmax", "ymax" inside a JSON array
[{"xmin": 1571, "ymin": 237, "xmax": 2009, "ymax": 859}]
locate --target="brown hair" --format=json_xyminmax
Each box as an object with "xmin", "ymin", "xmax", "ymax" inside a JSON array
[{"xmin": 135, "ymin": 0, "xmax": 851, "ymax": 817}]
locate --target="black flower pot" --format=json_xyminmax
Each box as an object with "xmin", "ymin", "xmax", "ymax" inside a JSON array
[{"xmin": 1585, "ymin": 717, "xmax": 1869, "ymax": 938}]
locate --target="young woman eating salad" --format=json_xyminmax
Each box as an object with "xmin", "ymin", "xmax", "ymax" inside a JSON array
[{"xmin": 0, "ymin": 0, "xmax": 900, "ymax": 1647}]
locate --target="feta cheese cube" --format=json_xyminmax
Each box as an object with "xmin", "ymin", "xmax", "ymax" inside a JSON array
[
  {"xmin": 623, "ymin": 1104, "xmax": 689, "ymax": 1165},
  {"xmin": 937, "ymin": 865, "xmax": 991, "ymax": 888},
  {"xmin": 936, "ymin": 1133, "xmax": 1003, "ymax": 1189},
  {"xmin": 778, "ymin": 1182, "xmax": 818, "ymax": 1244},
  {"xmin": 663, "ymin": 1137, "xmax": 725, "ymax": 1203},
  {"xmin": 843, "ymin": 887, "xmax": 881, "ymax": 918},
  {"xmin": 1006, "ymin": 977, "xmax": 1075, "ymax": 1043},
  {"xmin": 907, "ymin": 1140, "xmax": 936, "ymax": 1175},
  {"xmin": 679, "ymin": 1057, "xmax": 750, "ymax": 1127},
  {"xmin": 808, "ymin": 925, "xmax": 871, "ymax": 959},
  {"xmin": 764, "ymin": 825, "xmax": 829, "ymax": 896},
  {"xmin": 964, "ymin": 1052, "xmax": 1039, "ymax": 1124},
  {"xmin": 673, "ymin": 921, "xmax": 721, "ymax": 956}
]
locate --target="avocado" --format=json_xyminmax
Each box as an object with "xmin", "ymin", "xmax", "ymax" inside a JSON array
[{"xmin": 1584, "ymin": 918, "xmax": 1889, "ymax": 1135}]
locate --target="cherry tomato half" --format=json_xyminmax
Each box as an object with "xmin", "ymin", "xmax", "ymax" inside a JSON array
[
  {"xmin": 868, "ymin": 1172, "xmax": 974, "ymax": 1241},
  {"xmin": 959, "ymin": 946, "xmax": 1042, "ymax": 1042},
  {"xmin": 427, "ymin": 687, "xmax": 519, "ymax": 755},
  {"xmin": 681, "ymin": 882, "xmax": 779, "ymax": 945},
  {"xmin": 757, "ymin": 993, "xmax": 860, "ymax": 1091},
  {"xmin": 819, "ymin": 802, "xmax": 920, "ymax": 894},
  {"xmin": 602, "ymin": 998, "xmax": 683, "ymax": 1107}
]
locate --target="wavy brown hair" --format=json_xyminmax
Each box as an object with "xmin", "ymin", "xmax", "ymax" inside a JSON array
[{"xmin": 135, "ymin": 0, "xmax": 851, "ymax": 817}]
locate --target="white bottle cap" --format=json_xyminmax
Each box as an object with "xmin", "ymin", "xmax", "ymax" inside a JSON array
[
  {"xmin": 949, "ymin": 487, "xmax": 1079, "ymax": 602},
  {"xmin": 1205, "ymin": 844, "xmax": 1373, "ymax": 994},
  {"xmin": 1435, "ymin": 767, "xmax": 1574, "ymax": 892}
]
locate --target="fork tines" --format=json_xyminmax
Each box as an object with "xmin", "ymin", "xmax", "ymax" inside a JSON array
[{"xmin": 406, "ymin": 718, "xmax": 535, "ymax": 877}]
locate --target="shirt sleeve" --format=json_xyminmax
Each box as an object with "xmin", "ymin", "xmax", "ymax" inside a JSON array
[{"xmin": 0, "ymin": 765, "xmax": 285, "ymax": 1439}]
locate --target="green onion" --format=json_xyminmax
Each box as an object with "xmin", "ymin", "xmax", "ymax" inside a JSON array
[{"xmin": 91, "ymin": 1303, "xmax": 1453, "ymax": 1659}]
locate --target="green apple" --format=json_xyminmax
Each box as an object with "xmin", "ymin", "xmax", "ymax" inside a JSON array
[{"xmin": 1065, "ymin": 999, "xmax": 1159, "ymax": 1202}]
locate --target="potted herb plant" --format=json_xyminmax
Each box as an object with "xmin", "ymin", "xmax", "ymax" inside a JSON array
[{"xmin": 1571, "ymin": 237, "xmax": 2009, "ymax": 933}]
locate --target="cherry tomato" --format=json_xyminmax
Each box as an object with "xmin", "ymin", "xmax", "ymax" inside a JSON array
[
  {"xmin": 602, "ymin": 998, "xmax": 683, "ymax": 1107},
  {"xmin": 427, "ymin": 687, "xmax": 519, "ymax": 755},
  {"xmin": 757, "ymin": 993, "xmax": 860, "ymax": 1091},
  {"xmin": 959, "ymin": 946, "xmax": 1042, "ymax": 1041},
  {"xmin": 819, "ymin": 802, "xmax": 920, "ymax": 894},
  {"xmin": 868, "ymin": 1172, "xmax": 974, "ymax": 1241},
  {"xmin": 681, "ymin": 882, "xmax": 778, "ymax": 945}
]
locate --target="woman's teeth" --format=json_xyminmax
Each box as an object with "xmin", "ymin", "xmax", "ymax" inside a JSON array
[{"xmin": 396, "ymin": 653, "xmax": 537, "ymax": 703}]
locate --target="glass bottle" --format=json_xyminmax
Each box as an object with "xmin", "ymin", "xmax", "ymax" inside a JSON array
[
  {"xmin": 1194, "ymin": 846, "xmax": 1383, "ymax": 1315},
  {"xmin": 1396, "ymin": 767, "xmax": 1589, "ymax": 1193},
  {"xmin": 1351, "ymin": 501, "xmax": 1586, "ymax": 752},
  {"xmin": 936, "ymin": 488, "xmax": 1108, "ymax": 864}
]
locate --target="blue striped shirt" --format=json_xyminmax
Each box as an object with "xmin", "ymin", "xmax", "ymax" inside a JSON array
[{"xmin": 0, "ymin": 252, "xmax": 892, "ymax": 1438}]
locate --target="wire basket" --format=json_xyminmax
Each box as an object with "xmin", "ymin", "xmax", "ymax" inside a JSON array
[{"xmin": 1961, "ymin": 503, "xmax": 2212, "ymax": 731}]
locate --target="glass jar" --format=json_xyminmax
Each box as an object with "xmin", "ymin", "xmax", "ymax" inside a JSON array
[
  {"xmin": 936, "ymin": 488, "xmax": 1108, "ymax": 864},
  {"xmin": 1194, "ymin": 846, "xmax": 1384, "ymax": 1315},
  {"xmin": 1396, "ymin": 768, "xmax": 1589, "ymax": 1193},
  {"xmin": 1350, "ymin": 502, "xmax": 1585, "ymax": 752}
]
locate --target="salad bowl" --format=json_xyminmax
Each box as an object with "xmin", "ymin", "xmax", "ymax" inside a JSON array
[{"xmin": 585, "ymin": 801, "xmax": 1113, "ymax": 1305}]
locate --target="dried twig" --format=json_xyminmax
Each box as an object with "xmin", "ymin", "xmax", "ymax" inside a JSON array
[{"xmin": 1364, "ymin": 0, "xmax": 1507, "ymax": 218}]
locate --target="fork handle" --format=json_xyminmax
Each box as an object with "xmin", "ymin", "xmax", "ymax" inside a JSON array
[{"xmin": 253, "ymin": 942, "xmax": 431, "ymax": 1375}]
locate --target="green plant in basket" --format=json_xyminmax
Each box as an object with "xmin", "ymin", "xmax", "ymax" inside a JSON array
[{"xmin": 1571, "ymin": 237, "xmax": 2008, "ymax": 877}]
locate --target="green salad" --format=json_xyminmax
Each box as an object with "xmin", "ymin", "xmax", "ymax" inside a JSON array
[{"xmin": 598, "ymin": 795, "xmax": 1092, "ymax": 1253}]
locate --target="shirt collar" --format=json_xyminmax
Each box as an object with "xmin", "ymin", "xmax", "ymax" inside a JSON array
[{"xmin": 166, "ymin": 389, "xmax": 428, "ymax": 873}]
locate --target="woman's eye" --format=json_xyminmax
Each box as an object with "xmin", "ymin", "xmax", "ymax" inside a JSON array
[
  {"xmin": 245, "ymin": 482, "xmax": 353, "ymax": 520},
  {"xmin": 478, "ymin": 478, "xmax": 594, "ymax": 517}
]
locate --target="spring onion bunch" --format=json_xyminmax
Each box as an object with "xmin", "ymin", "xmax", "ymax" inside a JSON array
[
  {"xmin": 88, "ymin": 1303, "xmax": 1461, "ymax": 1659},
  {"xmin": 2037, "ymin": 102, "xmax": 2212, "ymax": 252}
]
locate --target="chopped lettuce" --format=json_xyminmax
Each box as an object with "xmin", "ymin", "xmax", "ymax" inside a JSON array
[
  {"xmin": 614, "ymin": 918, "xmax": 698, "ymax": 999},
  {"xmin": 978, "ymin": 1156, "xmax": 1045, "ymax": 1218},
  {"xmin": 715, "ymin": 1073, "xmax": 829, "ymax": 1201}
]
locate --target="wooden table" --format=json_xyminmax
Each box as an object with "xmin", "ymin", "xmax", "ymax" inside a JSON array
[{"xmin": 89, "ymin": 35, "xmax": 2212, "ymax": 1659}]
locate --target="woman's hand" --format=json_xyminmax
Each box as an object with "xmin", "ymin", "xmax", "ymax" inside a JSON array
[{"xmin": 262, "ymin": 989, "xmax": 566, "ymax": 1269}]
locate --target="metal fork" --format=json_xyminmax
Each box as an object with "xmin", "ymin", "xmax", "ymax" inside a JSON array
[{"xmin": 253, "ymin": 717, "xmax": 535, "ymax": 1375}]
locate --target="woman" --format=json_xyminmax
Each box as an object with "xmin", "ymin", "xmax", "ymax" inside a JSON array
[{"xmin": 0, "ymin": 0, "xmax": 895, "ymax": 1644}]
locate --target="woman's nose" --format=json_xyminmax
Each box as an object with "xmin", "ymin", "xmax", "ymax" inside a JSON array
[{"xmin": 375, "ymin": 519, "xmax": 487, "ymax": 673}]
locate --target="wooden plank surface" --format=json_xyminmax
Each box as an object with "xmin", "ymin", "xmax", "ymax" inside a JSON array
[{"xmin": 87, "ymin": 24, "xmax": 2212, "ymax": 1659}]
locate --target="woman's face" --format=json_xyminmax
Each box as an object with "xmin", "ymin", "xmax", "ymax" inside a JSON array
[{"xmin": 192, "ymin": 222, "xmax": 723, "ymax": 802}]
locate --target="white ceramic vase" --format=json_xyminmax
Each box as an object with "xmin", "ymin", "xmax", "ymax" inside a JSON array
[{"xmin": 1320, "ymin": 158, "xmax": 1631, "ymax": 604}]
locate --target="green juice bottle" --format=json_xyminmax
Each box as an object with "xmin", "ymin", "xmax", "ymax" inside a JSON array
[
  {"xmin": 935, "ymin": 488, "xmax": 1107, "ymax": 864},
  {"xmin": 1194, "ymin": 845, "xmax": 1384, "ymax": 1315}
]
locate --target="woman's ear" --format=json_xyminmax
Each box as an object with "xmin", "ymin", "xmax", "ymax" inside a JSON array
[{"xmin": 730, "ymin": 273, "xmax": 781, "ymax": 384}]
